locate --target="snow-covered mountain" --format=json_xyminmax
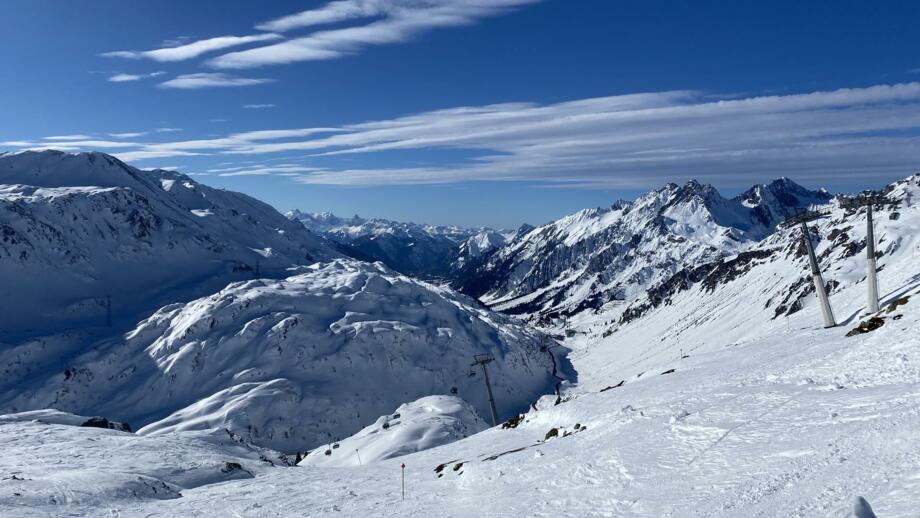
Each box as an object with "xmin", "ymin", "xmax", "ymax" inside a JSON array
[
  {"xmin": 0, "ymin": 259, "xmax": 558, "ymax": 453},
  {"xmin": 4, "ymin": 175, "xmax": 917, "ymax": 516},
  {"xmin": 456, "ymin": 178, "xmax": 831, "ymax": 323},
  {"xmin": 0, "ymin": 151, "xmax": 338, "ymax": 341},
  {"xmin": 288, "ymin": 210, "xmax": 511, "ymax": 279}
]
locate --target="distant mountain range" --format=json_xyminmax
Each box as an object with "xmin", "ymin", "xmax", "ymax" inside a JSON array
[
  {"xmin": 287, "ymin": 179, "xmax": 840, "ymax": 325},
  {"xmin": 453, "ymin": 178, "xmax": 833, "ymax": 323},
  {"xmin": 287, "ymin": 210, "xmax": 518, "ymax": 279}
]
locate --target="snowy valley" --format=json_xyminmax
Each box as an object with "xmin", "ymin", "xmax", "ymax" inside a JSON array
[{"xmin": 1, "ymin": 151, "xmax": 919, "ymax": 516}]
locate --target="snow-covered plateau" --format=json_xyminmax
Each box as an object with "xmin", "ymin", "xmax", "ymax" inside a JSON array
[{"xmin": 0, "ymin": 152, "xmax": 918, "ymax": 517}]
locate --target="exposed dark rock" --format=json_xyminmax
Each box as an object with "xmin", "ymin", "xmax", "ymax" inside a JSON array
[
  {"xmin": 80, "ymin": 417, "xmax": 132, "ymax": 433},
  {"xmin": 221, "ymin": 462, "xmax": 243, "ymax": 473},
  {"xmin": 846, "ymin": 317, "xmax": 886, "ymax": 337},
  {"xmin": 501, "ymin": 414, "xmax": 525, "ymax": 429},
  {"xmin": 600, "ymin": 380, "xmax": 625, "ymax": 392}
]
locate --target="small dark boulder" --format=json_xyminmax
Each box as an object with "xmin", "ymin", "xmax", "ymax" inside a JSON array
[
  {"xmin": 600, "ymin": 380, "xmax": 625, "ymax": 392},
  {"xmin": 544, "ymin": 427, "xmax": 559, "ymax": 441},
  {"xmin": 501, "ymin": 414, "xmax": 525, "ymax": 429},
  {"xmin": 847, "ymin": 317, "xmax": 885, "ymax": 336},
  {"xmin": 221, "ymin": 462, "xmax": 243, "ymax": 474},
  {"xmin": 80, "ymin": 417, "xmax": 132, "ymax": 433}
]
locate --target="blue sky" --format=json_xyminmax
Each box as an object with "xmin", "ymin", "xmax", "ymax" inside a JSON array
[{"xmin": 3, "ymin": 0, "xmax": 920, "ymax": 228}]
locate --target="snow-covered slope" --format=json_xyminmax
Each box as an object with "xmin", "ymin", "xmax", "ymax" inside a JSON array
[
  {"xmin": 0, "ymin": 259, "xmax": 557, "ymax": 453},
  {"xmin": 0, "ymin": 151, "xmax": 338, "ymax": 341},
  {"xmin": 457, "ymin": 178, "xmax": 831, "ymax": 323},
  {"xmin": 5, "ymin": 217, "xmax": 916, "ymax": 515},
  {"xmin": 1, "ymin": 175, "xmax": 918, "ymax": 517},
  {"xmin": 301, "ymin": 395, "xmax": 488, "ymax": 467},
  {"xmin": 0, "ymin": 410, "xmax": 292, "ymax": 516},
  {"xmin": 578, "ymin": 173, "xmax": 920, "ymax": 381},
  {"xmin": 289, "ymin": 210, "xmax": 510, "ymax": 279}
]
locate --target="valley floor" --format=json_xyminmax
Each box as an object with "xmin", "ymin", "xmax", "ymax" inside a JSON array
[{"xmin": 2, "ymin": 281, "xmax": 917, "ymax": 517}]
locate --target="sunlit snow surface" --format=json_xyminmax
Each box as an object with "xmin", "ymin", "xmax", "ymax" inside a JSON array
[
  {"xmin": 2, "ymin": 295, "xmax": 916, "ymax": 516},
  {"xmin": 0, "ymin": 259, "xmax": 556, "ymax": 453},
  {"xmin": 1, "ymin": 172, "xmax": 919, "ymax": 516}
]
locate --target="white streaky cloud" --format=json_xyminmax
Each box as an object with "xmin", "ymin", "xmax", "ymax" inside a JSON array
[
  {"xmin": 256, "ymin": 0, "xmax": 539, "ymax": 32},
  {"xmin": 43, "ymin": 135, "xmax": 94, "ymax": 141},
  {"xmin": 210, "ymin": 0, "xmax": 539, "ymax": 68},
  {"xmin": 10, "ymin": 82, "xmax": 920, "ymax": 189},
  {"xmin": 216, "ymin": 165, "xmax": 326, "ymax": 176},
  {"xmin": 242, "ymin": 104, "xmax": 277, "ymax": 109},
  {"xmin": 115, "ymin": 150, "xmax": 206, "ymax": 161},
  {"xmin": 109, "ymin": 132, "xmax": 147, "ymax": 139},
  {"xmin": 102, "ymin": 34, "xmax": 283, "ymax": 62},
  {"xmin": 256, "ymin": 0, "xmax": 389, "ymax": 32},
  {"xmin": 142, "ymin": 165, "xmax": 183, "ymax": 171},
  {"xmin": 107, "ymin": 71, "xmax": 166, "ymax": 82},
  {"xmin": 156, "ymin": 128, "xmax": 183, "ymax": 133},
  {"xmin": 158, "ymin": 73, "xmax": 274, "ymax": 89}
]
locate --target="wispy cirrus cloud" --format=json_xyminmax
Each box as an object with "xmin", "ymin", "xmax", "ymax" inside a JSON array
[
  {"xmin": 7, "ymin": 83, "xmax": 920, "ymax": 188},
  {"xmin": 108, "ymin": 71, "xmax": 166, "ymax": 82},
  {"xmin": 158, "ymin": 73, "xmax": 274, "ymax": 89},
  {"xmin": 209, "ymin": 0, "xmax": 540, "ymax": 69},
  {"xmin": 102, "ymin": 34, "xmax": 283, "ymax": 62},
  {"xmin": 255, "ymin": 0, "xmax": 391, "ymax": 32},
  {"xmin": 242, "ymin": 103, "xmax": 277, "ymax": 109},
  {"xmin": 93, "ymin": 1, "xmax": 539, "ymax": 88},
  {"xmin": 44, "ymin": 135, "xmax": 94, "ymax": 141},
  {"xmin": 209, "ymin": 164, "xmax": 325, "ymax": 176}
]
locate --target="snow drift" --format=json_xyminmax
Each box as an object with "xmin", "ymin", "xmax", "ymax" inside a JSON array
[{"xmin": 301, "ymin": 395, "xmax": 488, "ymax": 467}]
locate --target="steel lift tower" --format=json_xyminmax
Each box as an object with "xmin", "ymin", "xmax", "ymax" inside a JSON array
[
  {"xmin": 470, "ymin": 354, "xmax": 499, "ymax": 426},
  {"xmin": 839, "ymin": 191, "xmax": 898, "ymax": 314},
  {"xmin": 784, "ymin": 209, "xmax": 836, "ymax": 328}
]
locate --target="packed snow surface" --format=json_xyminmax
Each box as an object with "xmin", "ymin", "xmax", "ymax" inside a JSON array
[{"xmin": 0, "ymin": 411, "xmax": 292, "ymax": 517}]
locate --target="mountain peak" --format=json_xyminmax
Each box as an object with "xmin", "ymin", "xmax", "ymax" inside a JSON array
[
  {"xmin": 737, "ymin": 177, "xmax": 831, "ymax": 208},
  {"xmin": 0, "ymin": 149, "xmax": 148, "ymax": 190}
]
